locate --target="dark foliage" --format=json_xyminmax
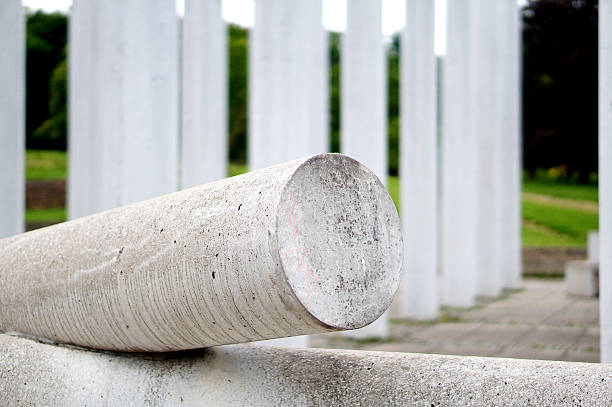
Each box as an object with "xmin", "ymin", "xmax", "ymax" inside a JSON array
[
  {"xmin": 26, "ymin": 11, "xmax": 67, "ymax": 150},
  {"xmin": 522, "ymin": 0, "xmax": 598, "ymax": 181}
]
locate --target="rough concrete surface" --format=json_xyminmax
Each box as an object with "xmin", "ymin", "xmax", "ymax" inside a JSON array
[
  {"xmin": 0, "ymin": 154, "xmax": 402, "ymax": 352},
  {"xmin": 0, "ymin": 333, "xmax": 611, "ymax": 406}
]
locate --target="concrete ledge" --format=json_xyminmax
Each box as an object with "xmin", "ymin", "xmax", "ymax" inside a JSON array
[
  {"xmin": 523, "ymin": 247, "xmax": 586, "ymax": 276},
  {"xmin": 565, "ymin": 260, "xmax": 599, "ymax": 297},
  {"xmin": 1, "ymin": 334, "xmax": 611, "ymax": 406}
]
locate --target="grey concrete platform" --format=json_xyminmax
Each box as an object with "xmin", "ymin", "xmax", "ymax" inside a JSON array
[{"xmin": 311, "ymin": 278, "xmax": 600, "ymax": 363}]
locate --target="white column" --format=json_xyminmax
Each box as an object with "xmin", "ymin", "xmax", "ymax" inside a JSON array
[
  {"xmin": 471, "ymin": 0, "xmax": 504, "ymax": 297},
  {"xmin": 399, "ymin": 0, "xmax": 437, "ymax": 318},
  {"xmin": 341, "ymin": 0, "xmax": 386, "ymax": 183},
  {"xmin": 342, "ymin": 0, "xmax": 388, "ymax": 337},
  {"xmin": 0, "ymin": 0, "xmax": 24, "ymax": 238},
  {"xmin": 68, "ymin": 0, "xmax": 98, "ymax": 219},
  {"xmin": 248, "ymin": 0, "xmax": 327, "ymax": 171},
  {"xmin": 600, "ymin": 0, "xmax": 612, "ymax": 364},
  {"xmin": 442, "ymin": 0, "xmax": 478, "ymax": 307},
  {"xmin": 181, "ymin": 0, "xmax": 227, "ymax": 188},
  {"xmin": 249, "ymin": 0, "xmax": 327, "ymax": 347},
  {"xmin": 503, "ymin": 0, "xmax": 523, "ymax": 289},
  {"xmin": 69, "ymin": 0, "xmax": 179, "ymax": 217}
]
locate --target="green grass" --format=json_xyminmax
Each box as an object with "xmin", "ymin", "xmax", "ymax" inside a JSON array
[
  {"xmin": 25, "ymin": 208, "xmax": 66, "ymax": 224},
  {"xmin": 522, "ymin": 223, "xmax": 584, "ymax": 246},
  {"xmin": 523, "ymin": 181, "xmax": 598, "ymax": 203},
  {"xmin": 522, "ymin": 199, "xmax": 598, "ymax": 245},
  {"xmin": 387, "ymin": 176, "xmax": 400, "ymax": 213},
  {"xmin": 228, "ymin": 163, "xmax": 248, "ymax": 177},
  {"xmin": 26, "ymin": 150, "xmax": 67, "ymax": 180},
  {"xmin": 23, "ymin": 151, "xmax": 597, "ymax": 249}
]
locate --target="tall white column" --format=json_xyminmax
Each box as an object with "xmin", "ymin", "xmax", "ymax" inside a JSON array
[
  {"xmin": 502, "ymin": 0, "xmax": 523, "ymax": 289},
  {"xmin": 181, "ymin": 0, "xmax": 227, "ymax": 188},
  {"xmin": 341, "ymin": 0, "xmax": 386, "ymax": 184},
  {"xmin": 400, "ymin": 0, "xmax": 437, "ymax": 319},
  {"xmin": 249, "ymin": 0, "xmax": 327, "ymax": 347},
  {"xmin": 248, "ymin": 0, "xmax": 327, "ymax": 171},
  {"xmin": 442, "ymin": 0, "xmax": 478, "ymax": 307},
  {"xmin": 0, "ymin": 0, "xmax": 24, "ymax": 238},
  {"xmin": 341, "ymin": 0, "xmax": 388, "ymax": 337},
  {"xmin": 600, "ymin": 0, "xmax": 612, "ymax": 364},
  {"xmin": 69, "ymin": 0, "xmax": 179, "ymax": 217},
  {"xmin": 471, "ymin": 0, "xmax": 504, "ymax": 297}
]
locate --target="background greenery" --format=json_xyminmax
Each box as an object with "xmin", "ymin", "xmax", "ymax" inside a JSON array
[
  {"xmin": 26, "ymin": 150, "xmax": 598, "ymax": 247},
  {"xmin": 25, "ymin": 0, "xmax": 598, "ymax": 181}
]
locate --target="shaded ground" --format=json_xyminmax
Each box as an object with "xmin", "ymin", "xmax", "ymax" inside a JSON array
[{"xmin": 310, "ymin": 279, "xmax": 600, "ymax": 363}]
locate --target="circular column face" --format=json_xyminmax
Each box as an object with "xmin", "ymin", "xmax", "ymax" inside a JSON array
[{"xmin": 277, "ymin": 154, "xmax": 402, "ymax": 330}]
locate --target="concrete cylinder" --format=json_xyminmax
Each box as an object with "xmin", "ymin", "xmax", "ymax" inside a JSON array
[
  {"xmin": 0, "ymin": 154, "xmax": 402, "ymax": 352},
  {"xmin": 0, "ymin": 0, "xmax": 25, "ymax": 238},
  {"xmin": 600, "ymin": 0, "xmax": 612, "ymax": 364}
]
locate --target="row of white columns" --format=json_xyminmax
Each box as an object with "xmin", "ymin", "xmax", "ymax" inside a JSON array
[{"xmin": 3, "ymin": 0, "xmax": 526, "ymax": 349}]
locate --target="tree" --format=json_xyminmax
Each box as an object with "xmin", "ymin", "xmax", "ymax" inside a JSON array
[
  {"xmin": 26, "ymin": 10, "xmax": 67, "ymax": 149},
  {"xmin": 522, "ymin": 0, "xmax": 598, "ymax": 181}
]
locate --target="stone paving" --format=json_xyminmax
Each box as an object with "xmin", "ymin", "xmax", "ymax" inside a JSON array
[{"xmin": 310, "ymin": 278, "xmax": 600, "ymax": 363}]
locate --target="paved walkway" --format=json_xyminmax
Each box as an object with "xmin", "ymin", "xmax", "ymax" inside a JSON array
[{"xmin": 310, "ymin": 279, "xmax": 600, "ymax": 363}]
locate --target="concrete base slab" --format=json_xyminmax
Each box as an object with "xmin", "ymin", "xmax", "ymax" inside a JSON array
[{"xmin": 1, "ymin": 333, "xmax": 611, "ymax": 405}]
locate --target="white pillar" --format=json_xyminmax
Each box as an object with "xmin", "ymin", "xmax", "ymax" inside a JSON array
[
  {"xmin": 399, "ymin": 0, "xmax": 437, "ymax": 318},
  {"xmin": 600, "ymin": 0, "xmax": 612, "ymax": 364},
  {"xmin": 342, "ymin": 0, "xmax": 388, "ymax": 337},
  {"xmin": 0, "ymin": 0, "xmax": 24, "ymax": 239},
  {"xmin": 181, "ymin": 0, "xmax": 227, "ymax": 188},
  {"xmin": 68, "ymin": 0, "xmax": 97, "ymax": 219},
  {"xmin": 69, "ymin": 0, "xmax": 179, "ymax": 217},
  {"xmin": 341, "ymin": 0, "xmax": 386, "ymax": 183},
  {"xmin": 249, "ymin": 0, "xmax": 327, "ymax": 347},
  {"xmin": 441, "ymin": 0, "xmax": 478, "ymax": 307},
  {"xmin": 248, "ymin": 0, "xmax": 327, "ymax": 171},
  {"xmin": 471, "ymin": 0, "xmax": 504, "ymax": 297},
  {"xmin": 501, "ymin": 0, "xmax": 522, "ymax": 290}
]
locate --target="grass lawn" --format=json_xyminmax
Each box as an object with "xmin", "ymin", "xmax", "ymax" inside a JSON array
[
  {"xmin": 523, "ymin": 181, "xmax": 598, "ymax": 203},
  {"xmin": 25, "ymin": 208, "xmax": 66, "ymax": 224},
  {"xmin": 26, "ymin": 150, "xmax": 67, "ymax": 180},
  {"xmin": 24, "ymin": 150, "xmax": 598, "ymax": 247}
]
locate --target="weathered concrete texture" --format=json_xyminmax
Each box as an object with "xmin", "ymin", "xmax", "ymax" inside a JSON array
[
  {"xmin": 1, "ymin": 334, "xmax": 611, "ymax": 406},
  {"xmin": 0, "ymin": 0, "xmax": 25, "ymax": 238},
  {"xmin": 0, "ymin": 154, "xmax": 402, "ymax": 352},
  {"xmin": 600, "ymin": 0, "xmax": 612, "ymax": 363},
  {"xmin": 399, "ymin": 0, "xmax": 438, "ymax": 320},
  {"xmin": 68, "ymin": 0, "xmax": 179, "ymax": 219},
  {"xmin": 471, "ymin": 0, "xmax": 504, "ymax": 297},
  {"xmin": 441, "ymin": 0, "xmax": 478, "ymax": 308},
  {"xmin": 248, "ymin": 0, "xmax": 328, "ymax": 171},
  {"xmin": 181, "ymin": 0, "xmax": 227, "ymax": 187}
]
